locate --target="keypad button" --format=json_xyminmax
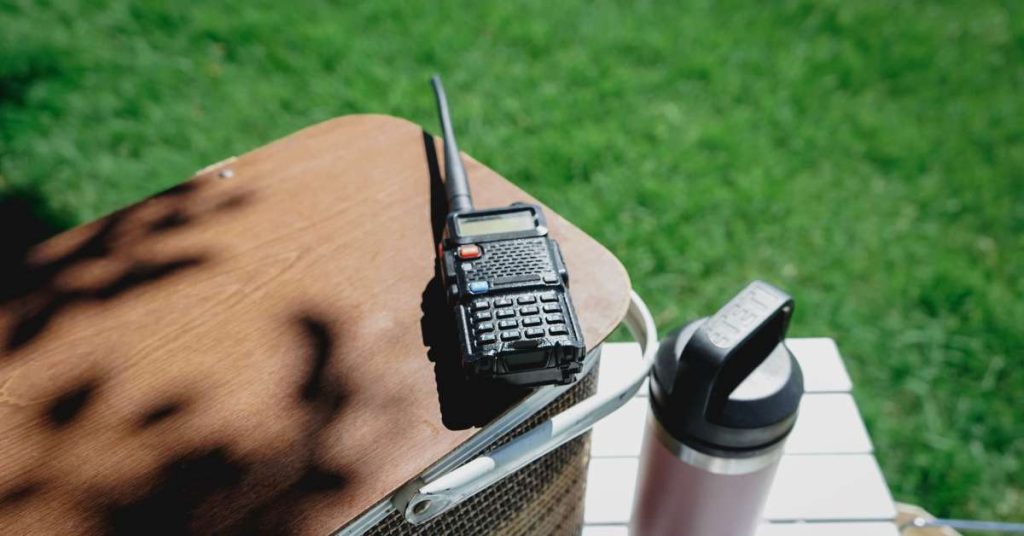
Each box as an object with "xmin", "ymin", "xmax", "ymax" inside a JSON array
[
  {"xmin": 501, "ymin": 330, "xmax": 521, "ymax": 341},
  {"xmin": 519, "ymin": 305, "xmax": 539, "ymax": 315},
  {"xmin": 522, "ymin": 317, "xmax": 542, "ymax": 327},
  {"xmin": 479, "ymin": 332, "xmax": 497, "ymax": 344},
  {"xmin": 517, "ymin": 295, "xmax": 537, "ymax": 304},
  {"xmin": 458, "ymin": 244, "xmax": 482, "ymax": 259},
  {"xmin": 542, "ymin": 303, "xmax": 560, "ymax": 313},
  {"xmin": 496, "ymin": 308, "xmax": 515, "ymax": 319},
  {"xmin": 545, "ymin": 314, "xmax": 565, "ymax": 324},
  {"xmin": 474, "ymin": 311, "xmax": 492, "ymax": 321},
  {"xmin": 498, "ymin": 319, "xmax": 518, "ymax": 330},
  {"xmin": 477, "ymin": 322, "xmax": 494, "ymax": 331},
  {"xmin": 549, "ymin": 325, "xmax": 567, "ymax": 335},
  {"xmin": 539, "ymin": 292, "xmax": 558, "ymax": 302},
  {"xmin": 525, "ymin": 327, "xmax": 545, "ymax": 338},
  {"xmin": 471, "ymin": 299, "xmax": 490, "ymax": 311},
  {"xmin": 468, "ymin": 281, "xmax": 489, "ymax": 294},
  {"xmin": 494, "ymin": 298, "xmax": 513, "ymax": 307},
  {"xmin": 543, "ymin": 274, "xmax": 559, "ymax": 284}
]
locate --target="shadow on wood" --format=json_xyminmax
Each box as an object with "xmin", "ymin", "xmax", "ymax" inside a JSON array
[
  {"xmin": 1, "ymin": 312, "xmax": 350, "ymax": 536},
  {"xmin": 1, "ymin": 183, "xmax": 352, "ymax": 534},
  {"xmin": 0, "ymin": 182, "xmax": 251, "ymax": 353}
]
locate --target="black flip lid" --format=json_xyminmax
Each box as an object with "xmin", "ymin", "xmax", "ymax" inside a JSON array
[{"xmin": 650, "ymin": 281, "xmax": 804, "ymax": 455}]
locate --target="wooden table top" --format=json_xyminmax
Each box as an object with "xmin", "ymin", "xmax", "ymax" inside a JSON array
[{"xmin": 0, "ymin": 115, "xmax": 631, "ymax": 535}]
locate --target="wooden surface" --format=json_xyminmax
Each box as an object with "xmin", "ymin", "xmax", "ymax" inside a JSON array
[{"xmin": 0, "ymin": 115, "xmax": 631, "ymax": 535}]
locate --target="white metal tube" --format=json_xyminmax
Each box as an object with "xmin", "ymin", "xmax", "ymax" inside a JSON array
[{"xmin": 401, "ymin": 290, "xmax": 659, "ymax": 524}]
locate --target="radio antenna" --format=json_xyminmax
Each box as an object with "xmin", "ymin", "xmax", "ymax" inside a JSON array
[{"xmin": 431, "ymin": 75, "xmax": 473, "ymax": 214}]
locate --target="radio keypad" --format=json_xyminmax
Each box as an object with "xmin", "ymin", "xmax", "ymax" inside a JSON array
[{"xmin": 471, "ymin": 293, "xmax": 570, "ymax": 349}]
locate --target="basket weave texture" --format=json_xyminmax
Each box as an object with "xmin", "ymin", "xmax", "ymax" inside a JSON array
[{"xmin": 364, "ymin": 366, "xmax": 598, "ymax": 535}]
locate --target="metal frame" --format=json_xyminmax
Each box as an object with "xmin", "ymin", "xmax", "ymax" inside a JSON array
[{"xmin": 334, "ymin": 346, "xmax": 601, "ymax": 536}]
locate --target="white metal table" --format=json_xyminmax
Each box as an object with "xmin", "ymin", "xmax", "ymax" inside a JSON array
[{"xmin": 584, "ymin": 338, "xmax": 899, "ymax": 536}]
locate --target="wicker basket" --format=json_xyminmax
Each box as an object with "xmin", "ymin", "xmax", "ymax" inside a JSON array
[{"xmin": 360, "ymin": 364, "xmax": 599, "ymax": 536}]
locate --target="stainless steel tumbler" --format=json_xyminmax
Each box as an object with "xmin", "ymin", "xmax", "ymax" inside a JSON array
[{"xmin": 630, "ymin": 281, "xmax": 803, "ymax": 536}]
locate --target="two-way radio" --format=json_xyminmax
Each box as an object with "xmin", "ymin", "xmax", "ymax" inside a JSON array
[{"xmin": 429, "ymin": 75, "xmax": 586, "ymax": 387}]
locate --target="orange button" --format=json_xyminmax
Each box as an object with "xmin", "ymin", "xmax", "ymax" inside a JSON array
[{"xmin": 458, "ymin": 244, "xmax": 482, "ymax": 259}]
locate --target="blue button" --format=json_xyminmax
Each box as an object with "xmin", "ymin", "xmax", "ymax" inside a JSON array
[{"xmin": 467, "ymin": 281, "xmax": 489, "ymax": 294}]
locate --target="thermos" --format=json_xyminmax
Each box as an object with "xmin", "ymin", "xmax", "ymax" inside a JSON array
[{"xmin": 630, "ymin": 281, "xmax": 803, "ymax": 536}]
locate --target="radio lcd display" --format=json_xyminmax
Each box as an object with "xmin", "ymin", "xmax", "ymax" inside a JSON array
[{"xmin": 457, "ymin": 210, "xmax": 535, "ymax": 236}]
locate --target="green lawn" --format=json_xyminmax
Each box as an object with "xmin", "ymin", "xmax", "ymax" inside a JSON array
[{"xmin": 2, "ymin": 0, "xmax": 1021, "ymax": 522}]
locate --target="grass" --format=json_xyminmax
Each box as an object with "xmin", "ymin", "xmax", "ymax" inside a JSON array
[{"xmin": 2, "ymin": 0, "xmax": 1022, "ymax": 522}]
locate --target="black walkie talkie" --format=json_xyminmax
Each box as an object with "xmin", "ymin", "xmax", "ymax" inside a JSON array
[{"xmin": 430, "ymin": 75, "xmax": 586, "ymax": 387}]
